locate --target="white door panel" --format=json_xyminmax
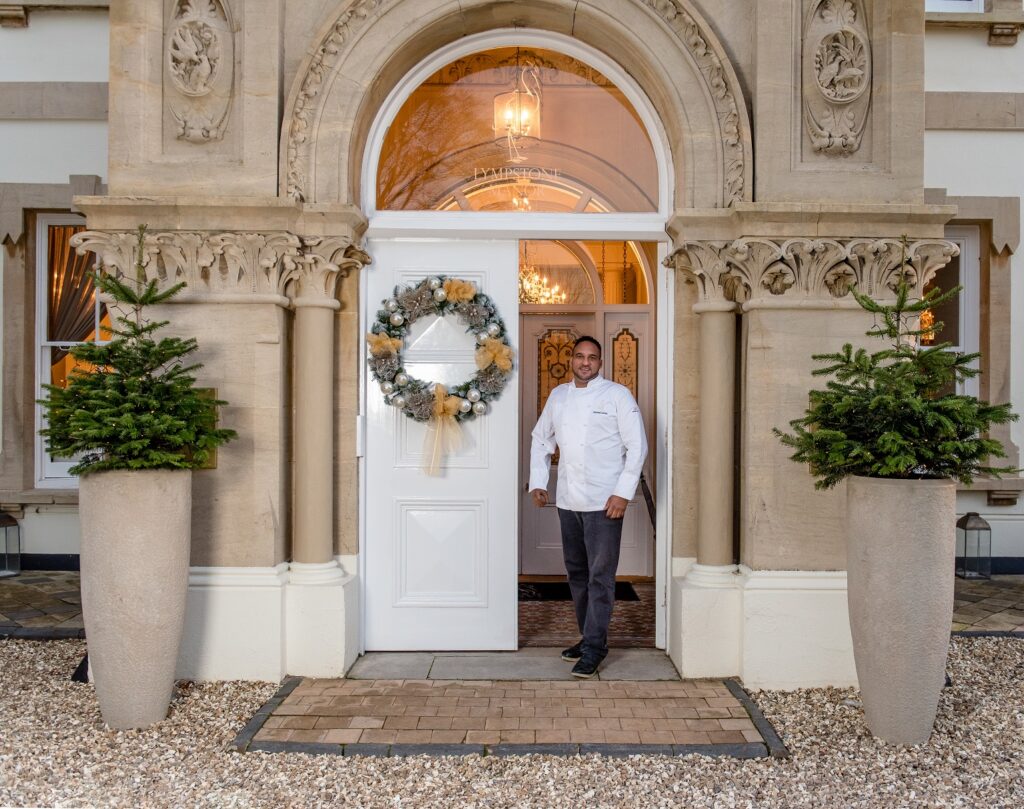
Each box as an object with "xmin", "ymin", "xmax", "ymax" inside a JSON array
[{"xmin": 365, "ymin": 239, "xmax": 519, "ymax": 650}]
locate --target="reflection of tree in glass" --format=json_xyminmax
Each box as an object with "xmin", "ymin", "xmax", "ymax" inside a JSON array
[{"xmin": 378, "ymin": 88, "xmax": 494, "ymax": 209}]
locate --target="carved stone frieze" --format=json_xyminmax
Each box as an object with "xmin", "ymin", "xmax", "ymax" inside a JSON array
[
  {"xmin": 668, "ymin": 238, "xmax": 960, "ymax": 304},
  {"xmin": 803, "ymin": 0, "xmax": 872, "ymax": 157},
  {"xmin": 286, "ymin": 0, "xmax": 383, "ymax": 201},
  {"xmin": 640, "ymin": 0, "xmax": 747, "ymax": 204},
  {"xmin": 68, "ymin": 230, "xmax": 374, "ymax": 305},
  {"xmin": 165, "ymin": 0, "xmax": 234, "ymax": 144},
  {"xmin": 69, "ymin": 230, "xmax": 303, "ymax": 299}
]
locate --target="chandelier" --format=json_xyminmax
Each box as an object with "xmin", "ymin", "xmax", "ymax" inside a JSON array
[
  {"xmin": 919, "ymin": 307, "xmax": 936, "ymax": 345},
  {"xmin": 519, "ymin": 243, "xmax": 566, "ymax": 305},
  {"xmin": 494, "ymin": 48, "xmax": 541, "ymax": 164}
]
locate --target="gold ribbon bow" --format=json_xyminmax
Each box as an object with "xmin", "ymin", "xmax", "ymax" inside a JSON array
[
  {"xmin": 475, "ymin": 337, "xmax": 514, "ymax": 374},
  {"xmin": 424, "ymin": 384, "xmax": 464, "ymax": 476},
  {"xmin": 443, "ymin": 278, "xmax": 477, "ymax": 303},
  {"xmin": 367, "ymin": 332, "xmax": 403, "ymax": 357}
]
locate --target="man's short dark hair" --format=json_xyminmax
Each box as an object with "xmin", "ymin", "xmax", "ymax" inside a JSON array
[{"xmin": 573, "ymin": 335, "xmax": 602, "ymax": 357}]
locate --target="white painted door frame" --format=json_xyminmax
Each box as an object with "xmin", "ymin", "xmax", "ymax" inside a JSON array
[
  {"xmin": 358, "ymin": 227, "xmax": 673, "ymax": 650},
  {"xmin": 358, "ymin": 28, "xmax": 676, "ymax": 651}
]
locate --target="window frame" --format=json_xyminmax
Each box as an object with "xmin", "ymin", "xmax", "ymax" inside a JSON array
[
  {"xmin": 34, "ymin": 212, "xmax": 102, "ymax": 488},
  {"xmin": 934, "ymin": 225, "xmax": 981, "ymax": 398},
  {"xmin": 926, "ymin": 0, "xmax": 985, "ymax": 13}
]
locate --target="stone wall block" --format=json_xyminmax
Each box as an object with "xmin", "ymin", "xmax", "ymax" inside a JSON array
[
  {"xmin": 111, "ymin": 1, "xmax": 282, "ymax": 195},
  {"xmin": 755, "ymin": 0, "xmax": 925, "ymax": 203}
]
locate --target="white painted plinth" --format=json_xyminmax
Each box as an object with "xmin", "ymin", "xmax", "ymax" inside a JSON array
[
  {"xmin": 670, "ymin": 564, "xmax": 742, "ymax": 678},
  {"xmin": 178, "ymin": 564, "xmax": 289, "ymax": 682},
  {"xmin": 285, "ymin": 561, "xmax": 360, "ymax": 678},
  {"xmin": 668, "ymin": 563, "xmax": 859, "ymax": 689},
  {"xmin": 739, "ymin": 567, "xmax": 856, "ymax": 689},
  {"xmin": 176, "ymin": 561, "xmax": 359, "ymax": 682}
]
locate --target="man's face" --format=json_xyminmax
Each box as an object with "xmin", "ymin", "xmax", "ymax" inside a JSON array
[{"xmin": 571, "ymin": 341, "xmax": 602, "ymax": 385}]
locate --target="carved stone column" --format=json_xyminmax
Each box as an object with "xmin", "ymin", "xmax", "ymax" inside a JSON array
[
  {"xmin": 667, "ymin": 241, "xmax": 742, "ymax": 678},
  {"xmin": 286, "ymin": 237, "xmax": 369, "ymax": 576},
  {"xmin": 670, "ymin": 242, "xmax": 739, "ymax": 577}
]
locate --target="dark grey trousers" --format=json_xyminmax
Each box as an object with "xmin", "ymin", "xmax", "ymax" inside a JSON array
[{"xmin": 557, "ymin": 508, "xmax": 624, "ymax": 661}]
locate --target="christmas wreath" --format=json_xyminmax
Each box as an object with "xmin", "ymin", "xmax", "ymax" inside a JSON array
[{"xmin": 366, "ymin": 276, "xmax": 515, "ymax": 474}]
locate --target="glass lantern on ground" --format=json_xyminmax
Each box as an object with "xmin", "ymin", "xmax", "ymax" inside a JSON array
[
  {"xmin": 0, "ymin": 512, "xmax": 20, "ymax": 578},
  {"xmin": 955, "ymin": 511, "xmax": 992, "ymax": 580}
]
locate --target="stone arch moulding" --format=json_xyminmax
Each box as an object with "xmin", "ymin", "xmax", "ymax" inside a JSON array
[{"xmin": 280, "ymin": 0, "xmax": 753, "ymax": 210}]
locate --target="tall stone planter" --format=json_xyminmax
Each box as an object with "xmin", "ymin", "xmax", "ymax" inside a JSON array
[
  {"xmin": 846, "ymin": 476, "xmax": 956, "ymax": 745},
  {"xmin": 79, "ymin": 469, "xmax": 192, "ymax": 730}
]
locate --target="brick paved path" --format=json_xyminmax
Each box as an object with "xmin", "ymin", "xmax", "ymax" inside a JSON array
[{"xmin": 253, "ymin": 678, "xmax": 761, "ymax": 747}]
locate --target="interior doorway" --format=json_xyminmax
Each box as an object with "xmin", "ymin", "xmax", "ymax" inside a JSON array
[{"xmin": 517, "ymin": 238, "xmax": 657, "ymax": 648}]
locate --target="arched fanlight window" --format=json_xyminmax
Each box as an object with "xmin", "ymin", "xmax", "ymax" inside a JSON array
[{"xmin": 376, "ymin": 47, "xmax": 658, "ymax": 213}]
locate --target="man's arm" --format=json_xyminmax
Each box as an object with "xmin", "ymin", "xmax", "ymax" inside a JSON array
[
  {"xmin": 528, "ymin": 392, "xmax": 559, "ymax": 507},
  {"xmin": 611, "ymin": 390, "xmax": 648, "ymax": 503}
]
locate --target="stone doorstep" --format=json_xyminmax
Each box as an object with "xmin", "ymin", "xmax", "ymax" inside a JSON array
[{"xmin": 228, "ymin": 676, "xmax": 790, "ymax": 759}]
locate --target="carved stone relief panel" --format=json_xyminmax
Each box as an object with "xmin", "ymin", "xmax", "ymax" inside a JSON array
[
  {"xmin": 802, "ymin": 0, "xmax": 872, "ymax": 160},
  {"xmin": 163, "ymin": 0, "xmax": 235, "ymax": 150},
  {"xmin": 669, "ymin": 238, "xmax": 960, "ymax": 304}
]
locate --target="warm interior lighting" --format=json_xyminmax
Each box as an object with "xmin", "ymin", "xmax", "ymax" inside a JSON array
[
  {"xmin": 920, "ymin": 308, "xmax": 936, "ymax": 345},
  {"xmin": 519, "ymin": 243, "xmax": 566, "ymax": 305},
  {"xmin": 493, "ymin": 49, "xmax": 541, "ymax": 163}
]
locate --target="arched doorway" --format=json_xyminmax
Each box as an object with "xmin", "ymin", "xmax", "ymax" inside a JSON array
[{"xmin": 360, "ymin": 31, "xmax": 670, "ymax": 651}]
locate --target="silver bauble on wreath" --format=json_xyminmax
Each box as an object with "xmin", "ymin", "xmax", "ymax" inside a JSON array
[
  {"xmin": 392, "ymin": 395, "xmax": 407, "ymax": 409},
  {"xmin": 466, "ymin": 388, "xmax": 482, "ymax": 402},
  {"xmin": 389, "ymin": 312, "xmax": 405, "ymax": 327},
  {"xmin": 428, "ymin": 277, "xmax": 443, "ymax": 290},
  {"xmin": 394, "ymin": 373, "xmax": 409, "ymax": 387},
  {"xmin": 380, "ymin": 381, "xmax": 395, "ymax": 395},
  {"xmin": 458, "ymin": 399, "xmax": 472, "ymax": 414},
  {"xmin": 472, "ymin": 401, "xmax": 487, "ymax": 415},
  {"xmin": 486, "ymin": 323, "xmax": 501, "ymax": 337},
  {"xmin": 433, "ymin": 288, "xmax": 447, "ymax": 303},
  {"xmin": 476, "ymin": 332, "xmax": 489, "ymax": 344},
  {"xmin": 385, "ymin": 299, "xmax": 400, "ymax": 313}
]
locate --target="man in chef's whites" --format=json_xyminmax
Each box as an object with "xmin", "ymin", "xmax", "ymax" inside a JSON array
[{"xmin": 529, "ymin": 335, "xmax": 648, "ymax": 679}]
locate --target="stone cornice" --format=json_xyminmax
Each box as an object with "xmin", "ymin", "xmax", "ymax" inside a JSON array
[
  {"xmin": 0, "ymin": 175, "xmax": 105, "ymax": 244},
  {"xmin": 668, "ymin": 237, "xmax": 960, "ymax": 305},
  {"xmin": 70, "ymin": 196, "xmax": 367, "ymax": 237},
  {"xmin": 667, "ymin": 203, "xmax": 958, "ymax": 243},
  {"xmin": 68, "ymin": 229, "xmax": 370, "ymax": 307},
  {"xmin": 924, "ymin": 187, "xmax": 1020, "ymax": 256}
]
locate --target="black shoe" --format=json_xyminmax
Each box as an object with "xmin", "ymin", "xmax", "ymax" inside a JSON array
[
  {"xmin": 561, "ymin": 641, "xmax": 583, "ymax": 662},
  {"xmin": 571, "ymin": 656, "xmax": 601, "ymax": 679}
]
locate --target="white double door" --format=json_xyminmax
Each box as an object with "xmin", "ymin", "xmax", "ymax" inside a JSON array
[{"xmin": 364, "ymin": 239, "xmax": 519, "ymax": 650}]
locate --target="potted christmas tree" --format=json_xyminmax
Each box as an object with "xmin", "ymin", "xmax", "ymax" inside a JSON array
[
  {"xmin": 40, "ymin": 225, "xmax": 235, "ymax": 729},
  {"xmin": 775, "ymin": 263, "xmax": 1016, "ymax": 745}
]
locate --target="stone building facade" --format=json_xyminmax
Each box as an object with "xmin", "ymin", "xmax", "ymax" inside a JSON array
[{"xmin": 1, "ymin": 1, "xmax": 1022, "ymax": 687}]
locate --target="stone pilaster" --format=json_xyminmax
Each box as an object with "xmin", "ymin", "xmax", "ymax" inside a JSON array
[{"xmin": 284, "ymin": 236, "xmax": 368, "ymax": 575}]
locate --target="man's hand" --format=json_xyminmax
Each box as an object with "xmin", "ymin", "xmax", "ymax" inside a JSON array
[
  {"xmin": 530, "ymin": 489, "xmax": 548, "ymax": 508},
  {"xmin": 604, "ymin": 495, "xmax": 628, "ymax": 519}
]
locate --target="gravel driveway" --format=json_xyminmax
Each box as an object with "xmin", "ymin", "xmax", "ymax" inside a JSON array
[{"xmin": 1, "ymin": 637, "xmax": 1021, "ymax": 807}]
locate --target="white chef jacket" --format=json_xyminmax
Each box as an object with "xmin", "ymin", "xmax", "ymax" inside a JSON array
[{"xmin": 529, "ymin": 374, "xmax": 648, "ymax": 512}]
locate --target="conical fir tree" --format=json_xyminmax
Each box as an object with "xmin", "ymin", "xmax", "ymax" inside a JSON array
[
  {"xmin": 775, "ymin": 243, "xmax": 1017, "ymax": 489},
  {"xmin": 40, "ymin": 225, "xmax": 236, "ymax": 475}
]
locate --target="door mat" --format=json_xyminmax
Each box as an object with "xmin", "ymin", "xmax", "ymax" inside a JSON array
[{"xmin": 518, "ymin": 582, "xmax": 639, "ymax": 601}]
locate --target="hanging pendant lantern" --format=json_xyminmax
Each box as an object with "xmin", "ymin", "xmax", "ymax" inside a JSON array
[{"xmin": 494, "ymin": 49, "xmax": 541, "ymax": 163}]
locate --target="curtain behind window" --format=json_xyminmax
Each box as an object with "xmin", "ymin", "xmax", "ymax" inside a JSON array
[{"xmin": 47, "ymin": 224, "xmax": 96, "ymax": 361}]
